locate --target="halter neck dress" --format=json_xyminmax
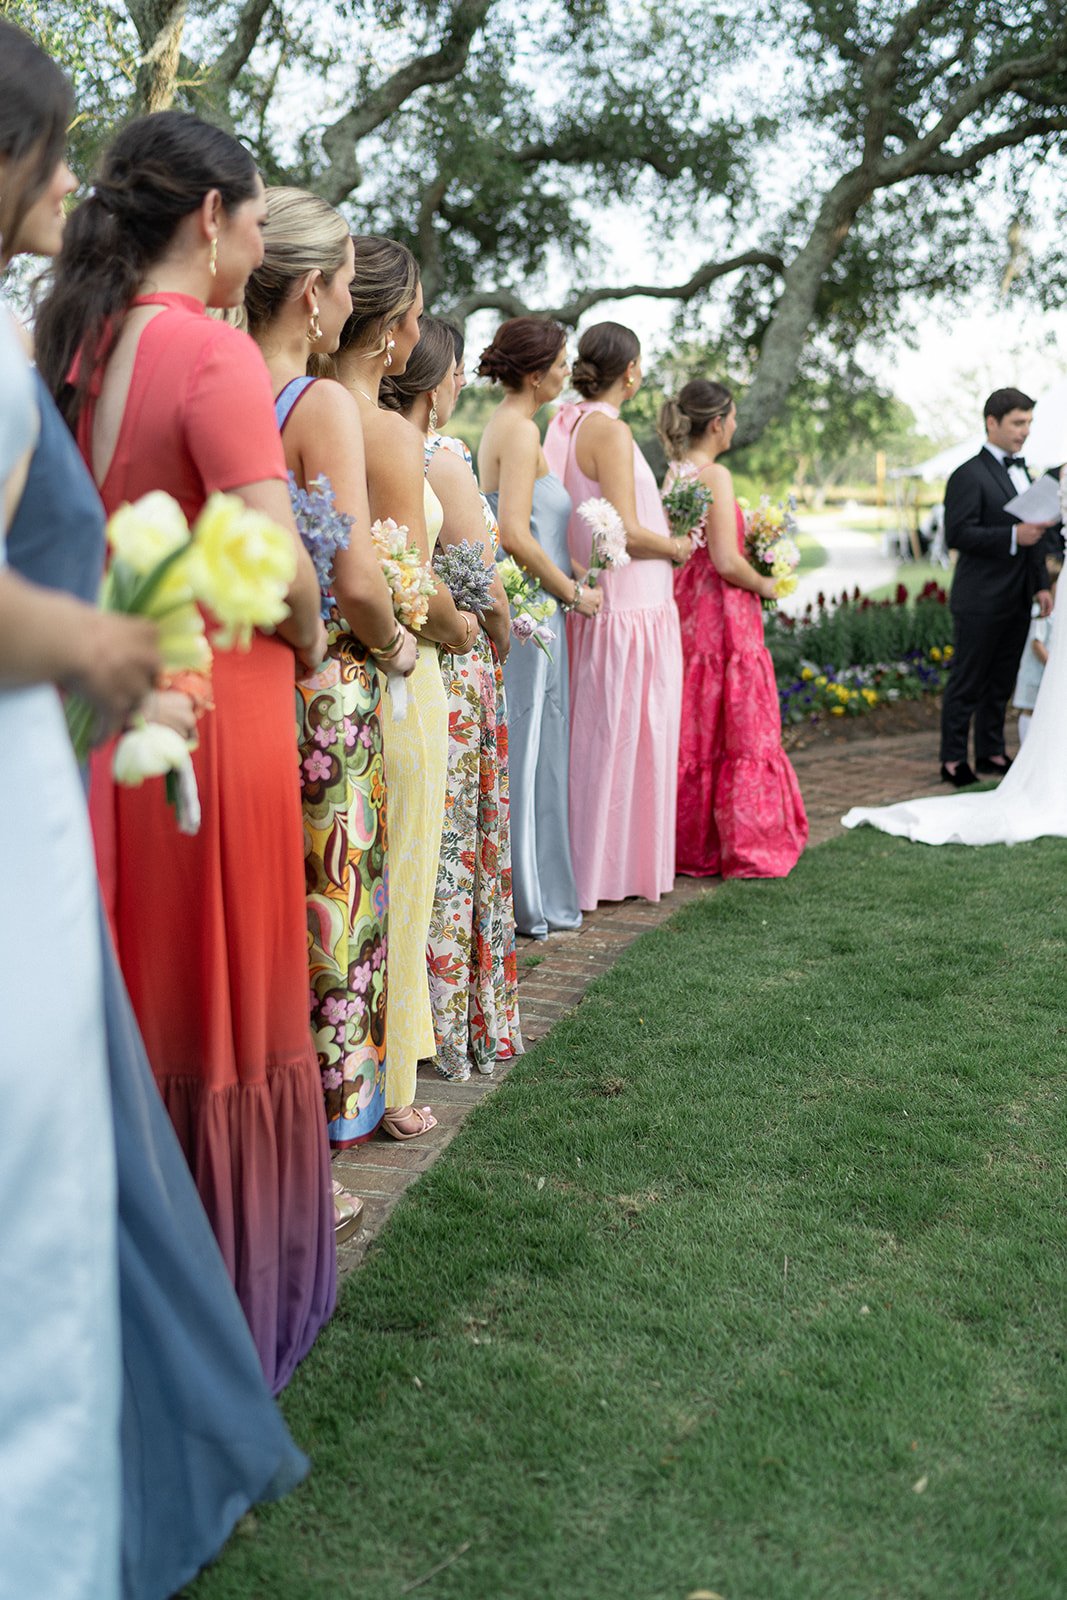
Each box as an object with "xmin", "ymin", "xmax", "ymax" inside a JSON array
[{"xmin": 544, "ymin": 400, "xmax": 683, "ymax": 907}]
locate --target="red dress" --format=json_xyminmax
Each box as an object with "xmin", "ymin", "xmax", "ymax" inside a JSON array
[
  {"xmin": 81, "ymin": 293, "xmax": 334, "ymax": 1393},
  {"xmin": 672, "ymin": 478, "xmax": 808, "ymax": 877}
]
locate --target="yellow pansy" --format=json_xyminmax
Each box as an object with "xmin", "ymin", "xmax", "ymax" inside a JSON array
[{"xmin": 801, "ymin": 667, "xmax": 814, "ymax": 681}]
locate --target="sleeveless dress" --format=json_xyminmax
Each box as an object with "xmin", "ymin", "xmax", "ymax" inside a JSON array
[
  {"xmin": 277, "ymin": 378, "xmax": 388, "ymax": 1147},
  {"xmin": 544, "ymin": 400, "xmax": 683, "ymax": 907},
  {"xmin": 667, "ymin": 463, "xmax": 808, "ymax": 877},
  {"xmin": 7, "ymin": 364, "xmax": 306, "ymax": 1598},
  {"xmin": 485, "ymin": 473, "xmax": 582, "ymax": 937},
  {"xmin": 79, "ymin": 292, "xmax": 335, "ymax": 1394},
  {"xmin": 426, "ymin": 434, "xmax": 522, "ymax": 1079},
  {"xmin": 376, "ymin": 479, "xmax": 449, "ymax": 1107},
  {"xmin": 0, "ymin": 309, "xmax": 121, "ymax": 1600}
]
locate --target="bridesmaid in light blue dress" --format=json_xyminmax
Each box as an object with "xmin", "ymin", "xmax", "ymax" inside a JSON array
[
  {"xmin": 0, "ymin": 302, "xmax": 124, "ymax": 1600},
  {"xmin": 0, "ymin": 25, "xmax": 307, "ymax": 1596},
  {"xmin": 478, "ymin": 316, "xmax": 603, "ymax": 938}
]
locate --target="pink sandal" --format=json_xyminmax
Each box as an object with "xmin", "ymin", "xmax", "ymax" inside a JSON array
[{"xmin": 381, "ymin": 1104, "xmax": 438, "ymax": 1141}]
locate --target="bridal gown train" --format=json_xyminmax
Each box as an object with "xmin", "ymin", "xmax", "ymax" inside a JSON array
[{"xmin": 842, "ymin": 614, "xmax": 1067, "ymax": 845}]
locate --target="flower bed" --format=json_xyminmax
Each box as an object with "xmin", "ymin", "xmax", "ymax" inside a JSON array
[{"xmin": 768, "ymin": 581, "xmax": 954, "ymax": 727}]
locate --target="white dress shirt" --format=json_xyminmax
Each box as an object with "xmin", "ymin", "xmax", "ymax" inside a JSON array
[{"xmin": 982, "ymin": 441, "xmax": 1029, "ymax": 556}]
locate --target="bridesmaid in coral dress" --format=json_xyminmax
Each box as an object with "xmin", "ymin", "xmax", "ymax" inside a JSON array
[
  {"xmin": 659, "ymin": 379, "xmax": 808, "ymax": 877},
  {"xmin": 544, "ymin": 321, "xmax": 687, "ymax": 909},
  {"xmin": 36, "ymin": 112, "xmax": 335, "ymax": 1393}
]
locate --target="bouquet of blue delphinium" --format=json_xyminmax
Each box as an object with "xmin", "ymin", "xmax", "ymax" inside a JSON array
[
  {"xmin": 287, "ymin": 472, "xmax": 353, "ymax": 619},
  {"xmin": 432, "ymin": 539, "xmax": 496, "ymax": 616},
  {"xmin": 662, "ymin": 476, "xmax": 713, "ymax": 548}
]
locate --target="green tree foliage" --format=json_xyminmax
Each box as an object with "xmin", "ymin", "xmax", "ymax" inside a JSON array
[{"xmin": 10, "ymin": 0, "xmax": 1067, "ymax": 446}]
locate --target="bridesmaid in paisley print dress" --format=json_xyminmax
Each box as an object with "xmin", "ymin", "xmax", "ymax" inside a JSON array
[
  {"xmin": 659, "ymin": 379, "xmax": 808, "ymax": 878},
  {"xmin": 244, "ymin": 191, "xmax": 418, "ymax": 1195}
]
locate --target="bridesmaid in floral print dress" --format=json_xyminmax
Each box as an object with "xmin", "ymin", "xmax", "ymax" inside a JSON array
[
  {"xmin": 382, "ymin": 317, "xmax": 522, "ymax": 1079},
  {"xmin": 244, "ymin": 191, "xmax": 418, "ymax": 1192}
]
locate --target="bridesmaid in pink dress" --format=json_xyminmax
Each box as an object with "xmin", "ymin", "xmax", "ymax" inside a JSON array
[
  {"xmin": 659, "ymin": 379, "xmax": 808, "ymax": 877},
  {"xmin": 544, "ymin": 322, "xmax": 688, "ymax": 908}
]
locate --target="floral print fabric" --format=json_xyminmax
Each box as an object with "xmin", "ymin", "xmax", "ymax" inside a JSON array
[
  {"xmin": 425, "ymin": 433, "xmax": 522, "ymax": 1080},
  {"xmin": 296, "ymin": 617, "xmax": 388, "ymax": 1146}
]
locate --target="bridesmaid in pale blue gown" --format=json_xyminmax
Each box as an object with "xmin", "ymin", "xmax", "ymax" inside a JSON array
[
  {"xmin": 1, "ymin": 24, "xmax": 307, "ymax": 1597},
  {"xmin": 478, "ymin": 316, "xmax": 603, "ymax": 937},
  {"xmin": 0, "ymin": 316, "xmax": 127, "ymax": 1600}
]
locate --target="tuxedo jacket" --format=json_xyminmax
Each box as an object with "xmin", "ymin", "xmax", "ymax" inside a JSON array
[{"xmin": 944, "ymin": 447, "xmax": 1051, "ymax": 617}]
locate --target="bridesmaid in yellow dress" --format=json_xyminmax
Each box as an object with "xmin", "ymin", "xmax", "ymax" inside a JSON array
[{"xmin": 334, "ymin": 237, "xmax": 478, "ymax": 1138}]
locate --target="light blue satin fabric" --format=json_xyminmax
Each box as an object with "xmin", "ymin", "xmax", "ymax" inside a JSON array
[
  {"xmin": 0, "ymin": 307, "xmax": 122, "ymax": 1599},
  {"xmin": 4, "ymin": 349, "xmax": 308, "ymax": 1600},
  {"xmin": 488, "ymin": 472, "xmax": 581, "ymax": 937}
]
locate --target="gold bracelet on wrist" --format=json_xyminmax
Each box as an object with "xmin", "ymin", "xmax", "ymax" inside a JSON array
[{"xmin": 371, "ymin": 625, "xmax": 403, "ymax": 661}]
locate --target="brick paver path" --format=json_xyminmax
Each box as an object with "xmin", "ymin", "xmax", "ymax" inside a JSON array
[{"xmin": 334, "ymin": 725, "xmax": 946, "ymax": 1275}]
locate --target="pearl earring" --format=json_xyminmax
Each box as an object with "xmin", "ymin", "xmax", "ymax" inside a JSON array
[{"xmin": 384, "ymin": 335, "xmax": 397, "ymax": 369}]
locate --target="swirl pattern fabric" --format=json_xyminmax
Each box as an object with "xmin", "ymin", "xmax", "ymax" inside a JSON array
[{"xmin": 297, "ymin": 623, "xmax": 388, "ymax": 1145}]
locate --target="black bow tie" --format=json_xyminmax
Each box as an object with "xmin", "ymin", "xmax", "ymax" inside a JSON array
[{"xmin": 1002, "ymin": 455, "xmax": 1027, "ymax": 470}]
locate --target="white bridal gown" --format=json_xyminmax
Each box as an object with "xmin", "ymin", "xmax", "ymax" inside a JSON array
[{"xmin": 842, "ymin": 612, "xmax": 1067, "ymax": 846}]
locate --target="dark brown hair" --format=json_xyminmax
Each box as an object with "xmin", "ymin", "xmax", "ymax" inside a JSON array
[
  {"xmin": 379, "ymin": 315, "xmax": 456, "ymax": 413},
  {"xmin": 657, "ymin": 379, "xmax": 734, "ymax": 460},
  {"xmin": 984, "ymin": 387, "xmax": 1035, "ymax": 423},
  {"xmin": 36, "ymin": 111, "xmax": 259, "ymax": 427},
  {"xmin": 478, "ymin": 315, "xmax": 566, "ymax": 390},
  {"xmin": 336, "ymin": 234, "xmax": 419, "ymax": 361},
  {"xmin": 0, "ymin": 20, "xmax": 74, "ymax": 258},
  {"xmin": 571, "ymin": 321, "xmax": 640, "ymax": 400}
]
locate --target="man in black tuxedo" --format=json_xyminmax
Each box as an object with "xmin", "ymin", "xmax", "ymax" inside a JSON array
[{"xmin": 940, "ymin": 387, "xmax": 1054, "ymax": 787}]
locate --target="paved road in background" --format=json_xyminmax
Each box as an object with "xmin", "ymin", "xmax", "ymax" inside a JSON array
[{"xmin": 785, "ymin": 515, "xmax": 898, "ymax": 614}]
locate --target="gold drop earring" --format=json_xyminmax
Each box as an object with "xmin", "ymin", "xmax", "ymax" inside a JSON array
[
  {"xmin": 429, "ymin": 392, "xmax": 439, "ymax": 431},
  {"xmin": 208, "ymin": 237, "xmax": 218, "ymax": 277},
  {"xmin": 307, "ymin": 307, "xmax": 322, "ymax": 343}
]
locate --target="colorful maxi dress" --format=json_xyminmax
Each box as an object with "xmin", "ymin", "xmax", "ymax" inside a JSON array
[
  {"xmin": 425, "ymin": 435, "xmax": 523, "ymax": 1079},
  {"xmin": 279, "ymin": 378, "xmax": 388, "ymax": 1148}
]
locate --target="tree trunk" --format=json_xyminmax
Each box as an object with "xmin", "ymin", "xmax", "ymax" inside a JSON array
[
  {"xmin": 734, "ymin": 173, "xmax": 872, "ymax": 449},
  {"xmin": 133, "ymin": 0, "xmax": 187, "ymax": 114}
]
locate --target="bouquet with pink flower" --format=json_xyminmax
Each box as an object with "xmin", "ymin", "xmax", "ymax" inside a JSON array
[
  {"xmin": 662, "ymin": 475, "xmax": 712, "ymax": 550},
  {"xmin": 576, "ymin": 497, "xmax": 631, "ymax": 583},
  {"xmin": 744, "ymin": 495, "xmax": 801, "ymax": 610},
  {"xmin": 497, "ymin": 556, "xmax": 557, "ymax": 659},
  {"xmin": 370, "ymin": 517, "xmax": 437, "ymax": 718}
]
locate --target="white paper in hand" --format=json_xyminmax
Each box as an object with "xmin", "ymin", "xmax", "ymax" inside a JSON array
[{"xmin": 1003, "ymin": 474, "xmax": 1061, "ymax": 523}]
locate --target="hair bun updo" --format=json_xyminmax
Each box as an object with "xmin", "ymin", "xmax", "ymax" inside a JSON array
[
  {"xmin": 477, "ymin": 315, "xmax": 567, "ymax": 390},
  {"xmin": 656, "ymin": 378, "xmax": 734, "ymax": 460},
  {"xmin": 570, "ymin": 321, "xmax": 641, "ymax": 400}
]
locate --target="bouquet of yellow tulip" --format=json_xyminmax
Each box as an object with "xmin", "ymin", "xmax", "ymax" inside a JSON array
[
  {"xmin": 67, "ymin": 490, "xmax": 296, "ymax": 831},
  {"xmin": 369, "ymin": 517, "xmax": 436, "ymax": 720}
]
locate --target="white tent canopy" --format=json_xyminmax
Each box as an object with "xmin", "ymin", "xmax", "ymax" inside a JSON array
[{"xmin": 894, "ymin": 375, "xmax": 1067, "ymax": 481}]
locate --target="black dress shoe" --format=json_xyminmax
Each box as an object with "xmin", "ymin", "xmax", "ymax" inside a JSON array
[
  {"xmin": 975, "ymin": 755, "xmax": 1013, "ymax": 776},
  {"xmin": 940, "ymin": 761, "xmax": 978, "ymax": 788}
]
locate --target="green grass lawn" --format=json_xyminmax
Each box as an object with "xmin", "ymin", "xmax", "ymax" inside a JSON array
[
  {"xmin": 796, "ymin": 529, "xmax": 827, "ymax": 575},
  {"xmin": 189, "ymin": 831, "xmax": 1067, "ymax": 1600}
]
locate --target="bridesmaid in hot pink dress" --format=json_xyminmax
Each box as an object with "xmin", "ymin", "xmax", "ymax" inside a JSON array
[
  {"xmin": 659, "ymin": 379, "xmax": 808, "ymax": 878},
  {"xmin": 544, "ymin": 322, "xmax": 688, "ymax": 908}
]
